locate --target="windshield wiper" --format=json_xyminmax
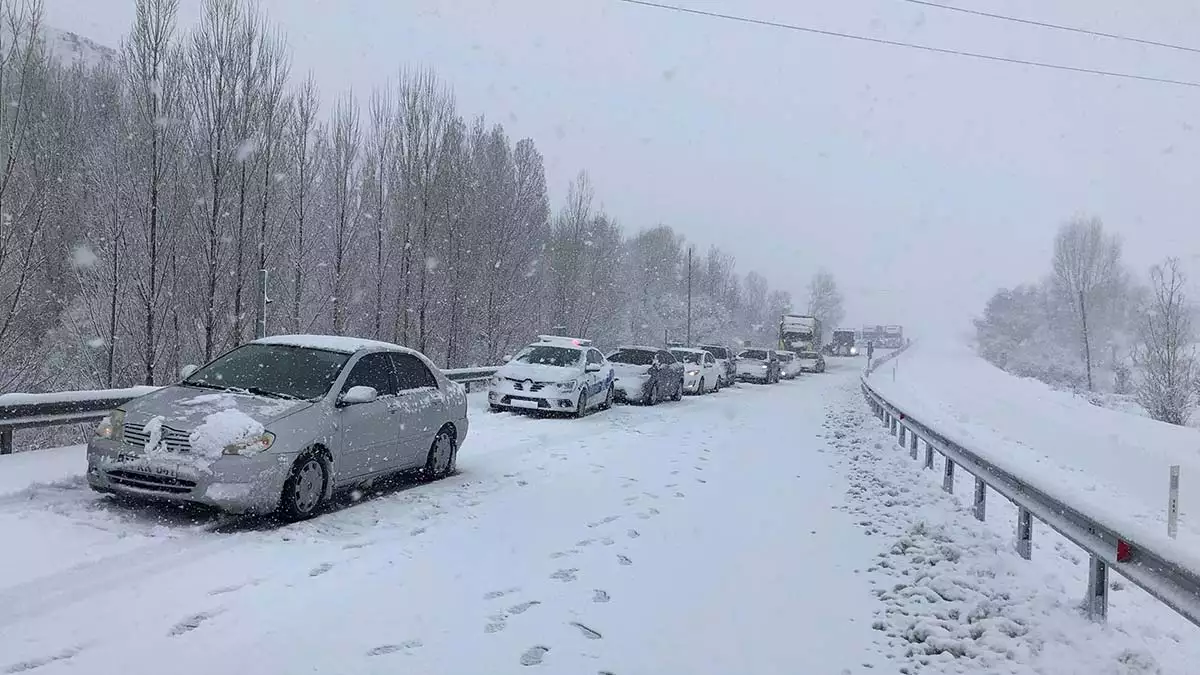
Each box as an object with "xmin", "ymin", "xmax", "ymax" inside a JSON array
[
  {"xmin": 183, "ymin": 381, "xmax": 228, "ymax": 391},
  {"xmin": 239, "ymin": 386, "xmax": 301, "ymax": 401}
]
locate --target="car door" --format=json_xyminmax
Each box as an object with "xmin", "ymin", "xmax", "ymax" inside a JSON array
[
  {"xmin": 389, "ymin": 351, "xmax": 446, "ymax": 469},
  {"xmin": 336, "ymin": 352, "xmax": 400, "ymax": 479},
  {"xmin": 703, "ymin": 352, "xmax": 718, "ymax": 389}
]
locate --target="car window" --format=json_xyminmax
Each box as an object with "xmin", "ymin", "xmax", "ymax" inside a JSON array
[
  {"xmin": 514, "ymin": 345, "xmax": 581, "ymax": 367},
  {"xmin": 390, "ymin": 352, "xmax": 438, "ymax": 391},
  {"xmin": 704, "ymin": 353, "xmax": 714, "ymax": 364},
  {"xmin": 183, "ymin": 344, "xmax": 350, "ymax": 400},
  {"xmin": 608, "ymin": 349, "xmax": 655, "ymax": 366},
  {"xmin": 670, "ymin": 350, "xmax": 701, "ymax": 364},
  {"xmin": 658, "ymin": 350, "xmax": 675, "ymax": 364},
  {"xmin": 738, "ymin": 349, "xmax": 767, "ymax": 360},
  {"xmin": 701, "ymin": 346, "xmax": 728, "ymax": 359},
  {"xmin": 586, "ymin": 349, "xmax": 603, "ymax": 365},
  {"xmin": 341, "ymin": 352, "xmax": 398, "ymax": 397}
]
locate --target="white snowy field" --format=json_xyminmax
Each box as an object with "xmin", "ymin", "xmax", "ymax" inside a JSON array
[
  {"xmin": 0, "ymin": 361, "xmax": 1195, "ymax": 674},
  {"xmin": 868, "ymin": 340, "xmax": 1200, "ymax": 569}
]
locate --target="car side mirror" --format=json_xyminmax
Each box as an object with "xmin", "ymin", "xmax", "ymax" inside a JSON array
[
  {"xmin": 180, "ymin": 364, "xmax": 199, "ymax": 379},
  {"xmin": 339, "ymin": 385, "xmax": 379, "ymax": 406},
  {"xmin": 502, "ymin": 354, "xmax": 513, "ymax": 362},
  {"xmin": 585, "ymin": 363, "xmax": 601, "ymax": 373}
]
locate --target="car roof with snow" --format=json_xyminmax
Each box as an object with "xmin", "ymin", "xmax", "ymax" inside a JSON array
[
  {"xmin": 613, "ymin": 345, "xmax": 660, "ymax": 353},
  {"xmin": 533, "ymin": 335, "xmax": 593, "ymax": 348},
  {"xmin": 669, "ymin": 347, "xmax": 706, "ymax": 355},
  {"xmin": 253, "ymin": 334, "xmax": 420, "ymax": 356},
  {"xmin": 775, "ymin": 349, "xmax": 796, "ymax": 355}
]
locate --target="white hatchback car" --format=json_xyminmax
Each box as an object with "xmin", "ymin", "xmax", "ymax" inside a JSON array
[
  {"xmin": 775, "ymin": 350, "xmax": 802, "ymax": 379},
  {"xmin": 488, "ymin": 336, "xmax": 616, "ymax": 416},
  {"xmin": 669, "ymin": 347, "xmax": 721, "ymax": 395}
]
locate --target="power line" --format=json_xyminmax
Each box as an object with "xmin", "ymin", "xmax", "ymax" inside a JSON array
[
  {"xmin": 616, "ymin": 0, "xmax": 1200, "ymax": 89},
  {"xmin": 903, "ymin": 0, "xmax": 1200, "ymax": 55}
]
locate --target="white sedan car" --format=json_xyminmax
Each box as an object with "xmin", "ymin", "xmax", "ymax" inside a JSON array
[
  {"xmin": 669, "ymin": 347, "xmax": 721, "ymax": 395},
  {"xmin": 775, "ymin": 350, "xmax": 802, "ymax": 379},
  {"xmin": 488, "ymin": 336, "xmax": 616, "ymax": 417}
]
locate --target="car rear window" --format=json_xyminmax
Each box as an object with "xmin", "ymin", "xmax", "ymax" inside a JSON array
[
  {"xmin": 739, "ymin": 349, "xmax": 768, "ymax": 360},
  {"xmin": 670, "ymin": 350, "xmax": 702, "ymax": 364},
  {"xmin": 700, "ymin": 346, "xmax": 728, "ymax": 359},
  {"xmin": 514, "ymin": 345, "xmax": 581, "ymax": 367},
  {"xmin": 800, "ymin": 352, "xmax": 820, "ymax": 359},
  {"xmin": 607, "ymin": 349, "xmax": 655, "ymax": 366}
]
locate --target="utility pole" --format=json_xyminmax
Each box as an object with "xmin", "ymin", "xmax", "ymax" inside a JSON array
[
  {"xmin": 257, "ymin": 269, "xmax": 269, "ymax": 339},
  {"xmin": 686, "ymin": 246, "xmax": 693, "ymax": 346}
]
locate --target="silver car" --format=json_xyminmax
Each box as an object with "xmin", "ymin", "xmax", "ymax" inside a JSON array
[{"xmin": 86, "ymin": 335, "xmax": 469, "ymax": 520}]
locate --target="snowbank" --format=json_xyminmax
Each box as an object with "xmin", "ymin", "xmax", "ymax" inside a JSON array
[
  {"xmin": 0, "ymin": 386, "xmax": 159, "ymax": 408},
  {"xmin": 869, "ymin": 339, "xmax": 1200, "ymax": 571},
  {"xmin": 188, "ymin": 409, "xmax": 265, "ymax": 458}
]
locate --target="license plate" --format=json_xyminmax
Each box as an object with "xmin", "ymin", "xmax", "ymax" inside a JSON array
[
  {"xmin": 129, "ymin": 462, "xmax": 182, "ymax": 480},
  {"xmin": 509, "ymin": 399, "xmax": 540, "ymax": 409}
]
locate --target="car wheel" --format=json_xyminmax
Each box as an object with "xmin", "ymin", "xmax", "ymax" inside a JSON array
[
  {"xmin": 601, "ymin": 384, "xmax": 614, "ymax": 410},
  {"xmin": 423, "ymin": 427, "xmax": 457, "ymax": 481},
  {"xmin": 672, "ymin": 379, "xmax": 684, "ymax": 401},
  {"xmin": 572, "ymin": 391, "xmax": 588, "ymax": 418},
  {"xmin": 279, "ymin": 453, "xmax": 328, "ymax": 522}
]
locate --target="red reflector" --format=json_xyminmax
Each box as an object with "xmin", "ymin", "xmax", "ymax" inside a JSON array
[{"xmin": 1116, "ymin": 539, "xmax": 1132, "ymax": 563}]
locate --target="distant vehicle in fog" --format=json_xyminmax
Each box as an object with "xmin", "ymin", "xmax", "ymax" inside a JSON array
[
  {"xmin": 669, "ymin": 347, "xmax": 722, "ymax": 395},
  {"xmin": 697, "ymin": 344, "xmax": 737, "ymax": 387},
  {"xmin": 775, "ymin": 350, "xmax": 801, "ymax": 379},
  {"xmin": 831, "ymin": 329, "xmax": 858, "ymax": 356},
  {"xmin": 735, "ymin": 348, "xmax": 781, "ymax": 384},
  {"xmin": 796, "ymin": 350, "xmax": 826, "ymax": 373}
]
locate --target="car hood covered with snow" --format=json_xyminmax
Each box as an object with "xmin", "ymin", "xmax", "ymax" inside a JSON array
[
  {"xmin": 495, "ymin": 362, "xmax": 583, "ymax": 384},
  {"xmin": 121, "ymin": 385, "xmax": 312, "ymax": 430},
  {"xmin": 610, "ymin": 363, "xmax": 651, "ymax": 378}
]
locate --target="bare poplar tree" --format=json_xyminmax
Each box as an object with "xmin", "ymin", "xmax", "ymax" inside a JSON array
[
  {"xmin": 807, "ymin": 269, "xmax": 844, "ymax": 344},
  {"xmin": 327, "ymin": 92, "xmax": 361, "ymax": 335},
  {"xmin": 1051, "ymin": 215, "xmax": 1123, "ymax": 391},
  {"xmin": 1132, "ymin": 258, "xmax": 1197, "ymax": 425},
  {"xmin": 286, "ymin": 72, "xmax": 319, "ymax": 333},
  {"xmin": 252, "ymin": 26, "xmax": 289, "ymax": 339},
  {"xmin": 366, "ymin": 85, "xmax": 393, "ymax": 339}
]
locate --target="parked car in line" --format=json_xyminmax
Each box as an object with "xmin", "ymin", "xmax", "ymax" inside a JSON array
[
  {"xmin": 775, "ymin": 350, "xmax": 802, "ymax": 379},
  {"xmin": 669, "ymin": 347, "xmax": 721, "ymax": 395},
  {"xmin": 488, "ymin": 335, "xmax": 615, "ymax": 416},
  {"xmin": 735, "ymin": 348, "xmax": 781, "ymax": 384},
  {"xmin": 87, "ymin": 335, "xmax": 468, "ymax": 521},
  {"xmin": 797, "ymin": 350, "xmax": 827, "ymax": 373},
  {"xmin": 697, "ymin": 344, "xmax": 737, "ymax": 387},
  {"xmin": 607, "ymin": 346, "xmax": 684, "ymax": 405}
]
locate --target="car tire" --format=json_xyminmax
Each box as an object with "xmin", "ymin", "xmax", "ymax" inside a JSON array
[
  {"xmin": 601, "ymin": 384, "xmax": 614, "ymax": 410},
  {"xmin": 672, "ymin": 379, "xmax": 684, "ymax": 401},
  {"xmin": 278, "ymin": 453, "xmax": 328, "ymax": 522},
  {"xmin": 423, "ymin": 427, "xmax": 457, "ymax": 481},
  {"xmin": 573, "ymin": 391, "xmax": 588, "ymax": 418}
]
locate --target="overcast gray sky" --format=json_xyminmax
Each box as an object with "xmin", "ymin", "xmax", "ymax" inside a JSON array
[{"xmin": 44, "ymin": 0, "xmax": 1200, "ymax": 337}]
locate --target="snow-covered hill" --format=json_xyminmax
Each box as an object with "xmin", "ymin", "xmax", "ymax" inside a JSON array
[{"xmin": 43, "ymin": 26, "xmax": 115, "ymax": 69}]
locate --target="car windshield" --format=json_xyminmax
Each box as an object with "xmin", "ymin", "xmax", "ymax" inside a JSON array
[
  {"xmin": 608, "ymin": 349, "xmax": 655, "ymax": 366},
  {"xmin": 183, "ymin": 344, "xmax": 351, "ymax": 400},
  {"xmin": 514, "ymin": 345, "xmax": 581, "ymax": 368},
  {"xmin": 700, "ymin": 346, "xmax": 728, "ymax": 359},
  {"xmin": 739, "ymin": 350, "xmax": 768, "ymax": 360},
  {"xmin": 800, "ymin": 352, "xmax": 820, "ymax": 359},
  {"xmin": 777, "ymin": 353, "xmax": 793, "ymax": 361},
  {"xmin": 671, "ymin": 350, "xmax": 702, "ymax": 364}
]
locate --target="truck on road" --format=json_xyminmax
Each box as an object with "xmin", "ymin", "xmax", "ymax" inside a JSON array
[
  {"xmin": 779, "ymin": 314, "xmax": 821, "ymax": 353},
  {"xmin": 831, "ymin": 328, "xmax": 857, "ymax": 356}
]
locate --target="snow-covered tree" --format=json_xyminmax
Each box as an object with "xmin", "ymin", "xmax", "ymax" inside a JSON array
[{"xmin": 1132, "ymin": 258, "xmax": 1197, "ymax": 425}]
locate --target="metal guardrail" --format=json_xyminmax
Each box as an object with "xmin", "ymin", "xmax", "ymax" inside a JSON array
[
  {"xmin": 0, "ymin": 367, "xmax": 500, "ymax": 455},
  {"xmin": 862, "ymin": 348, "xmax": 1200, "ymax": 628}
]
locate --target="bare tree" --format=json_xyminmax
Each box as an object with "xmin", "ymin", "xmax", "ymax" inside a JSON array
[
  {"xmin": 1132, "ymin": 258, "xmax": 1197, "ymax": 425},
  {"xmin": 252, "ymin": 26, "xmax": 289, "ymax": 339},
  {"xmin": 123, "ymin": 0, "xmax": 180, "ymax": 384},
  {"xmin": 326, "ymin": 92, "xmax": 361, "ymax": 335},
  {"xmin": 1051, "ymin": 215, "xmax": 1123, "ymax": 390},
  {"xmin": 366, "ymin": 85, "xmax": 393, "ymax": 339},
  {"xmin": 806, "ymin": 269, "xmax": 844, "ymax": 344},
  {"xmin": 286, "ymin": 72, "xmax": 319, "ymax": 333}
]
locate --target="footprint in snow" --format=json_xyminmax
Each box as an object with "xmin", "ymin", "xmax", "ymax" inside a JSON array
[
  {"xmin": 508, "ymin": 600, "xmax": 541, "ymax": 615},
  {"xmin": 600, "ymin": 537, "xmax": 615, "ymax": 546},
  {"xmin": 484, "ymin": 587, "xmax": 521, "ymax": 600},
  {"xmin": 3, "ymin": 646, "xmax": 85, "ymax": 674},
  {"xmin": 520, "ymin": 645, "xmax": 550, "ymax": 666},
  {"xmin": 485, "ymin": 621, "xmax": 507, "ymax": 634},
  {"xmin": 617, "ymin": 554, "xmax": 632, "ymax": 566},
  {"xmin": 576, "ymin": 539, "xmax": 595, "ymax": 547},
  {"xmin": 570, "ymin": 621, "xmax": 603, "ymax": 640},
  {"xmin": 367, "ymin": 640, "xmax": 422, "ymax": 656},
  {"xmin": 592, "ymin": 589, "xmax": 611, "ymax": 603},
  {"xmin": 588, "ymin": 515, "xmax": 620, "ymax": 528},
  {"xmin": 169, "ymin": 610, "xmax": 220, "ymax": 637},
  {"xmin": 550, "ymin": 568, "xmax": 579, "ymax": 582},
  {"xmin": 626, "ymin": 529, "xmax": 640, "ymax": 539},
  {"xmin": 309, "ymin": 562, "xmax": 334, "ymax": 577}
]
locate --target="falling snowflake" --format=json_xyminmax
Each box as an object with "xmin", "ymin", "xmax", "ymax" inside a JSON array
[
  {"xmin": 235, "ymin": 137, "xmax": 260, "ymax": 163},
  {"xmin": 86, "ymin": 337, "xmax": 106, "ymax": 349},
  {"xmin": 426, "ymin": 257, "xmax": 440, "ymax": 271},
  {"xmin": 71, "ymin": 245, "xmax": 98, "ymax": 269}
]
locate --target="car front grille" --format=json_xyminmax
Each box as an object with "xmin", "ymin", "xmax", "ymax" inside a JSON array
[
  {"xmin": 507, "ymin": 378, "xmax": 547, "ymax": 392},
  {"xmin": 105, "ymin": 469, "xmax": 197, "ymax": 494},
  {"xmin": 124, "ymin": 422, "xmax": 193, "ymax": 453}
]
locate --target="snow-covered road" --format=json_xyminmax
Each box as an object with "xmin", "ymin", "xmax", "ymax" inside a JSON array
[{"xmin": 1, "ymin": 360, "xmax": 1197, "ymax": 674}]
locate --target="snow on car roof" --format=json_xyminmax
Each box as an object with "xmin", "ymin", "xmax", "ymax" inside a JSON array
[
  {"xmin": 252, "ymin": 334, "xmax": 418, "ymax": 355},
  {"xmin": 669, "ymin": 347, "xmax": 706, "ymax": 354},
  {"xmin": 615, "ymin": 345, "xmax": 660, "ymax": 352},
  {"xmin": 536, "ymin": 335, "xmax": 593, "ymax": 347}
]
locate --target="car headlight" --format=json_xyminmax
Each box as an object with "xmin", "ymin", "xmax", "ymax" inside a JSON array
[
  {"xmin": 687, "ymin": 369, "xmax": 699, "ymax": 376},
  {"xmin": 95, "ymin": 409, "xmax": 125, "ymax": 441},
  {"xmin": 760, "ymin": 364, "xmax": 768, "ymax": 369},
  {"xmin": 556, "ymin": 379, "xmax": 577, "ymax": 391},
  {"xmin": 223, "ymin": 431, "xmax": 276, "ymax": 456}
]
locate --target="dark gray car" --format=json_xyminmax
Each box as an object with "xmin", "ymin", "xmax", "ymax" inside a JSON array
[
  {"xmin": 87, "ymin": 335, "xmax": 469, "ymax": 520},
  {"xmin": 607, "ymin": 346, "xmax": 684, "ymax": 404}
]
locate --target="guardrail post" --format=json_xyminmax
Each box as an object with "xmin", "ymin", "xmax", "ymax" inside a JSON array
[
  {"xmin": 973, "ymin": 477, "xmax": 986, "ymax": 521},
  {"xmin": 942, "ymin": 457, "xmax": 955, "ymax": 493},
  {"xmin": 0, "ymin": 428, "xmax": 11, "ymax": 455},
  {"xmin": 898, "ymin": 424, "xmax": 906, "ymax": 447},
  {"xmin": 1016, "ymin": 507, "xmax": 1032, "ymax": 559},
  {"xmin": 1168, "ymin": 465, "xmax": 1180, "ymax": 540},
  {"xmin": 909, "ymin": 430, "xmax": 918, "ymax": 459},
  {"xmin": 1084, "ymin": 555, "xmax": 1108, "ymax": 622},
  {"xmin": 923, "ymin": 441, "xmax": 934, "ymax": 470}
]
